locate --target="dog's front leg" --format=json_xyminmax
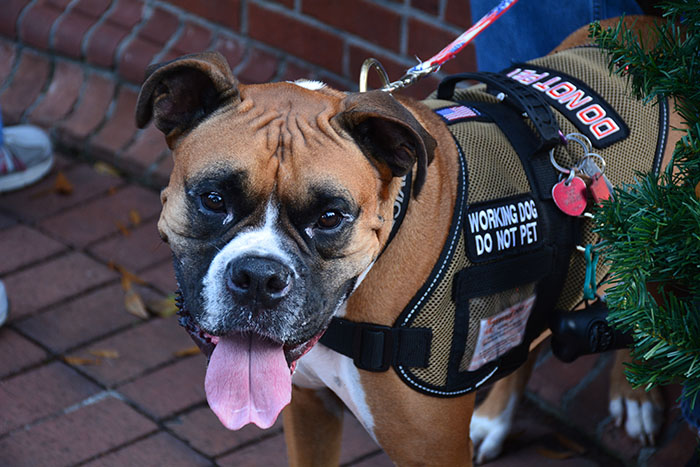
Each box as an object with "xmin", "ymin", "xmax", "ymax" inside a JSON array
[
  {"xmin": 470, "ymin": 347, "xmax": 540, "ymax": 464},
  {"xmin": 283, "ymin": 385, "xmax": 345, "ymax": 467}
]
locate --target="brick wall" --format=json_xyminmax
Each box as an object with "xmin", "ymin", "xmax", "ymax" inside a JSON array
[{"xmin": 0, "ymin": 0, "xmax": 477, "ymax": 186}]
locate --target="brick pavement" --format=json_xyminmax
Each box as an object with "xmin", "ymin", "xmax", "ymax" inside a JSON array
[{"xmin": 1, "ymin": 1, "xmax": 697, "ymax": 465}]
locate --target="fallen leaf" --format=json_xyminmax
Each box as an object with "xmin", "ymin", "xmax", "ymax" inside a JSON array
[
  {"xmin": 53, "ymin": 171, "xmax": 74, "ymax": 195},
  {"xmin": 175, "ymin": 346, "xmax": 201, "ymax": 358},
  {"xmin": 107, "ymin": 186, "xmax": 119, "ymax": 196},
  {"xmin": 129, "ymin": 209, "xmax": 142, "ymax": 227},
  {"xmin": 124, "ymin": 288, "xmax": 149, "ymax": 319},
  {"xmin": 64, "ymin": 356, "xmax": 100, "ymax": 366},
  {"xmin": 554, "ymin": 433, "xmax": 586, "ymax": 455},
  {"xmin": 535, "ymin": 447, "xmax": 576, "ymax": 460},
  {"xmin": 147, "ymin": 295, "xmax": 179, "ymax": 317},
  {"xmin": 110, "ymin": 263, "xmax": 147, "ymax": 289},
  {"xmin": 89, "ymin": 349, "xmax": 120, "ymax": 359},
  {"xmin": 94, "ymin": 161, "xmax": 121, "ymax": 177},
  {"xmin": 115, "ymin": 221, "xmax": 131, "ymax": 237}
]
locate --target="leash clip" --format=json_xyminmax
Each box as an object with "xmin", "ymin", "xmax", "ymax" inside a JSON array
[{"xmin": 359, "ymin": 58, "xmax": 436, "ymax": 93}]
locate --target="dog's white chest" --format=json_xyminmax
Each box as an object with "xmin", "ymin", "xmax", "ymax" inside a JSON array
[{"xmin": 293, "ymin": 345, "xmax": 376, "ymax": 439}]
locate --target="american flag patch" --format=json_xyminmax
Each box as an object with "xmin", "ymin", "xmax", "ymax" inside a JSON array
[{"xmin": 436, "ymin": 105, "xmax": 481, "ymax": 122}]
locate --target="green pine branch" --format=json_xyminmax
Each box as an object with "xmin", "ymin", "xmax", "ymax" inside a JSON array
[{"xmin": 589, "ymin": 0, "xmax": 700, "ymax": 403}]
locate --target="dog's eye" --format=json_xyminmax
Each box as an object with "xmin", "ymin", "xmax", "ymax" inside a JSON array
[
  {"xmin": 201, "ymin": 192, "xmax": 225, "ymax": 212},
  {"xmin": 316, "ymin": 210, "xmax": 343, "ymax": 230}
]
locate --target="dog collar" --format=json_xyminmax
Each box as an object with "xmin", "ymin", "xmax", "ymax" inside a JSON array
[{"xmin": 384, "ymin": 170, "xmax": 412, "ymax": 253}]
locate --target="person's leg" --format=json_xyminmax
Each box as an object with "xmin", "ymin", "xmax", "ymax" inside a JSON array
[{"xmin": 469, "ymin": 0, "xmax": 643, "ymax": 71}]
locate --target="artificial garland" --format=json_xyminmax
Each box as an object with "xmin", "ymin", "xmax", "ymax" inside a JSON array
[{"xmin": 590, "ymin": 0, "xmax": 700, "ymax": 407}]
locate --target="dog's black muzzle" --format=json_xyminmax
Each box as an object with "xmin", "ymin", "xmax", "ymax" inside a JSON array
[{"xmin": 226, "ymin": 256, "xmax": 294, "ymax": 310}]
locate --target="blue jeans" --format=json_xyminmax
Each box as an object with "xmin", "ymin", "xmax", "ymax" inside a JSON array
[{"xmin": 470, "ymin": 0, "xmax": 643, "ymax": 71}]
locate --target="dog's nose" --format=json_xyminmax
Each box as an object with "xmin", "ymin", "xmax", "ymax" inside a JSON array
[{"xmin": 226, "ymin": 256, "xmax": 293, "ymax": 308}]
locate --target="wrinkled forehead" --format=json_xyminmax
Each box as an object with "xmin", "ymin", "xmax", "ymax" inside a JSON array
[{"xmin": 171, "ymin": 83, "xmax": 380, "ymax": 205}]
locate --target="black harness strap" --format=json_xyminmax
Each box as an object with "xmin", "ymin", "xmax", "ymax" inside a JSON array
[
  {"xmin": 319, "ymin": 318, "xmax": 432, "ymax": 372},
  {"xmin": 437, "ymin": 71, "xmax": 561, "ymax": 152}
]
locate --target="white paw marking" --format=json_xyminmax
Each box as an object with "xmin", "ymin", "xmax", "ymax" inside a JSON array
[
  {"xmin": 470, "ymin": 394, "xmax": 518, "ymax": 464},
  {"xmin": 609, "ymin": 396, "xmax": 662, "ymax": 445}
]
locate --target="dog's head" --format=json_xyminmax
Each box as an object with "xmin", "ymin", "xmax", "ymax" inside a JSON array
[{"xmin": 136, "ymin": 52, "xmax": 435, "ymax": 430}]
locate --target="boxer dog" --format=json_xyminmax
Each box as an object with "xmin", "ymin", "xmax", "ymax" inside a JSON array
[{"xmin": 136, "ymin": 16, "xmax": 680, "ymax": 466}]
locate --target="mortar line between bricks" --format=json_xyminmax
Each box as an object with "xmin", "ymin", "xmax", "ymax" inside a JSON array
[
  {"xmin": 27, "ymin": 54, "xmax": 86, "ymax": 122},
  {"xmin": 0, "ymin": 247, "xmax": 72, "ymax": 279},
  {"xmin": 269, "ymin": 58, "xmax": 288, "ymax": 86},
  {"xmin": 372, "ymin": 0, "xmax": 466, "ymax": 35},
  {"xmin": 523, "ymin": 390, "xmax": 631, "ymax": 465},
  {"xmin": 153, "ymin": 401, "xmax": 232, "ymax": 462},
  {"xmin": 110, "ymin": 351, "xmax": 203, "ymax": 389},
  {"xmin": 81, "ymin": 82, "xmax": 121, "ymax": 153},
  {"xmin": 113, "ymin": 2, "xmax": 151, "ymax": 70},
  {"xmin": 161, "ymin": 400, "xmax": 210, "ymax": 424},
  {"xmin": 342, "ymin": 448, "xmax": 385, "ymax": 467},
  {"xmin": 230, "ymin": 46, "xmax": 254, "ymax": 78},
  {"xmin": 0, "ymin": 43, "xmax": 25, "ymax": 95},
  {"xmin": 48, "ymin": 0, "xmax": 81, "ymax": 51},
  {"xmin": 212, "ymin": 425, "xmax": 285, "ymax": 461},
  {"xmin": 19, "ymin": 56, "xmax": 57, "ymax": 122},
  {"xmin": 437, "ymin": 0, "xmax": 448, "ymax": 21},
  {"xmin": 14, "ymin": 0, "xmax": 41, "ymax": 45},
  {"xmin": 150, "ymin": 18, "xmax": 187, "ymax": 65},
  {"xmin": 560, "ymin": 352, "xmax": 613, "ymax": 412},
  {"xmin": 80, "ymin": 0, "xmax": 121, "ymax": 60},
  {"xmin": 0, "ymin": 363, "xmax": 124, "ymax": 442},
  {"xmin": 143, "ymin": 149, "xmax": 173, "ymax": 185},
  {"xmin": 69, "ymin": 428, "xmax": 162, "ymax": 467},
  {"xmin": 240, "ymin": 0, "xmax": 249, "ymax": 36}
]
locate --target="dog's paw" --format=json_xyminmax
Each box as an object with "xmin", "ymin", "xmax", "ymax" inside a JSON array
[
  {"xmin": 609, "ymin": 386, "xmax": 663, "ymax": 445},
  {"xmin": 470, "ymin": 395, "xmax": 517, "ymax": 464}
]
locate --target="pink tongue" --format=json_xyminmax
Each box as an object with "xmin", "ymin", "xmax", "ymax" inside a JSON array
[{"xmin": 205, "ymin": 334, "xmax": 291, "ymax": 430}]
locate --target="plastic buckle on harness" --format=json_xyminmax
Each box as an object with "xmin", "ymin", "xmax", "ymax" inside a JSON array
[{"xmin": 352, "ymin": 324, "xmax": 394, "ymax": 372}]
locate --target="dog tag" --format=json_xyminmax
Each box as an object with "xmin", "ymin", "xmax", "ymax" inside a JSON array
[
  {"xmin": 552, "ymin": 176, "xmax": 588, "ymax": 216},
  {"xmin": 579, "ymin": 156, "xmax": 614, "ymax": 203},
  {"xmin": 588, "ymin": 173, "xmax": 612, "ymax": 205}
]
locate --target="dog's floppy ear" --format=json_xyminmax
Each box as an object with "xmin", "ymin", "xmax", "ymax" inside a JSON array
[
  {"xmin": 334, "ymin": 90, "xmax": 436, "ymax": 197},
  {"xmin": 135, "ymin": 51, "xmax": 240, "ymax": 148}
]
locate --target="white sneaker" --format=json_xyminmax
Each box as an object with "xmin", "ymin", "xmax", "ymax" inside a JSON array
[
  {"xmin": 0, "ymin": 280, "xmax": 8, "ymax": 327},
  {"xmin": 0, "ymin": 124, "xmax": 54, "ymax": 193}
]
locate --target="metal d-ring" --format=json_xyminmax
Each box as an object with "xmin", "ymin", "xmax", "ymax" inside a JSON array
[
  {"xmin": 579, "ymin": 152, "xmax": 607, "ymax": 175},
  {"xmin": 565, "ymin": 133, "xmax": 593, "ymax": 154},
  {"xmin": 549, "ymin": 147, "xmax": 572, "ymax": 174},
  {"xmin": 359, "ymin": 58, "xmax": 392, "ymax": 92}
]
